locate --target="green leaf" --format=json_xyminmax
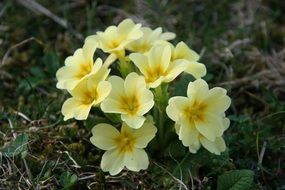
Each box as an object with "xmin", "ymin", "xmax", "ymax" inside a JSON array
[
  {"xmin": 171, "ymin": 73, "xmax": 195, "ymax": 96},
  {"xmin": 228, "ymin": 115, "xmax": 250, "ymax": 123},
  {"xmin": 42, "ymin": 51, "xmax": 60, "ymax": 75},
  {"xmin": 2, "ymin": 133, "xmax": 29, "ymax": 158},
  {"xmin": 60, "ymin": 171, "xmax": 78, "ymax": 190},
  {"xmin": 217, "ymin": 169, "xmax": 254, "ymax": 190}
]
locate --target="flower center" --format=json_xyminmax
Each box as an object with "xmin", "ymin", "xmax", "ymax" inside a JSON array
[
  {"xmin": 113, "ymin": 132, "xmax": 136, "ymax": 154},
  {"xmin": 184, "ymin": 100, "xmax": 207, "ymax": 124},
  {"xmin": 110, "ymin": 40, "xmax": 120, "ymax": 49},
  {"xmin": 76, "ymin": 62, "xmax": 92, "ymax": 79},
  {"xmin": 145, "ymin": 66, "xmax": 164, "ymax": 83},
  {"xmin": 120, "ymin": 95, "xmax": 140, "ymax": 115},
  {"xmin": 82, "ymin": 89, "xmax": 98, "ymax": 105}
]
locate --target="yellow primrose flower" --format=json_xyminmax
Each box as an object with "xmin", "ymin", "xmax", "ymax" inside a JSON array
[
  {"xmin": 171, "ymin": 41, "xmax": 206, "ymax": 79},
  {"xmin": 166, "ymin": 79, "xmax": 231, "ymax": 142},
  {"xmin": 174, "ymin": 116, "xmax": 229, "ymax": 155},
  {"xmin": 101, "ymin": 72, "xmax": 154, "ymax": 129},
  {"xmin": 56, "ymin": 41, "xmax": 98, "ymax": 90},
  {"xmin": 61, "ymin": 63, "xmax": 111, "ymax": 121},
  {"xmin": 126, "ymin": 27, "xmax": 175, "ymax": 53},
  {"xmin": 85, "ymin": 19, "xmax": 143, "ymax": 58},
  {"xmin": 129, "ymin": 44, "xmax": 188, "ymax": 88},
  {"xmin": 90, "ymin": 120, "xmax": 157, "ymax": 175}
]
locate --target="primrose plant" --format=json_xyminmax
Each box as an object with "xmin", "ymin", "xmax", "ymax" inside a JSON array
[{"xmin": 56, "ymin": 19, "xmax": 231, "ymax": 175}]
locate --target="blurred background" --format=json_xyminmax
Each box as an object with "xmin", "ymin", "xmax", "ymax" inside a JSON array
[{"xmin": 0, "ymin": 0, "xmax": 284, "ymax": 189}]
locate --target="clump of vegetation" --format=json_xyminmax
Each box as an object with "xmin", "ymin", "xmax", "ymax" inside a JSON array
[{"xmin": 0, "ymin": 0, "xmax": 284, "ymax": 189}]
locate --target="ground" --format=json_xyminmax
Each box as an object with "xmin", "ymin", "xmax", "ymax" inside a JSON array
[{"xmin": 0, "ymin": 0, "xmax": 284, "ymax": 189}]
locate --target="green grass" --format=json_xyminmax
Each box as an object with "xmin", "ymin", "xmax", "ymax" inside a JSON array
[{"xmin": 0, "ymin": 0, "xmax": 284, "ymax": 189}]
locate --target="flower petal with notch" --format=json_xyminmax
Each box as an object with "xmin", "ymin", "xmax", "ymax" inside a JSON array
[
  {"xmin": 171, "ymin": 41, "xmax": 207, "ymax": 79},
  {"xmin": 56, "ymin": 41, "xmax": 99, "ymax": 90},
  {"xmin": 85, "ymin": 19, "xmax": 143, "ymax": 59},
  {"xmin": 101, "ymin": 72, "xmax": 154, "ymax": 129},
  {"xmin": 166, "ymin": 79, "xmax": 231, "ymax": 142},
  {"xmin": 61, "ymin": 62, "xmax": 111, "ymax": 120},
  {"xmin": 126, "ymin": 27, "xmax": 175, "ymax": 53},
  {"xmin": 130, "ymin": 44, "xmax": 188, "ymax": 88},
  {"xmin": 90, "ymin": 119, "xmax": 157, "ymax": 175}
]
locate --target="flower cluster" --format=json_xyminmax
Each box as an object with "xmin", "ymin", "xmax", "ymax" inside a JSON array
[{"xmin": 56, "ymin": 19, "xmax": 231, "ymax": 175}]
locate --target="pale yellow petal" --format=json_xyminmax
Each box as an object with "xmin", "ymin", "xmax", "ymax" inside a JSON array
[
  {"xmin": 146, "ymin": 76, "xmax": 163, "ymax": 88},
  {"xmin": 124, "ymin": 149, "xmax": 149, "ymax": 171},
  {"xmin": 84, "ymin": 34, "xmax": 98, "ymax": 48},
  {"xmin": 101, "ymin": 149, "xmax": 125, "ymax": 175},
  {"xmin": 189, "ymin": 139, "xmax": 201, "ymax": 153},
  {"xmin": 95, "ymin": 81, "xmax": 112, "ymax": 104},
  {"xmin": 160, "ymin": 32, "xmax": 176, "ymax": 41},
  {"xmin": 129, "ymin": 53, "xmax": 149, "ymax": 77},
  {"xmin": 223, "ymin": 117, "xmax": 230, "ymax": 131},
  {"xmin": 174, "ymin": 123, "xmax": 180, "ymax": 134},
  {"xmin": 178, "ymin": 122, "xmax": 200, "ymax": 146},
  {"xmin": 185, "ymin": 62, "xmax": 207, "ymax": 79},
  {"xmin": 117, "ymin": 19, "xmax": 140, "ymax": 36},
  {"xmin": 64, "ymin": 49, "xmax": 85, "ymax": 66},
  {"xmin": 100, "ymin": 99, "xmax": 126, "ymax": 114},
  {"xmin": 82, "ymin": 40, "xmax": 97, "ymax": 64},
  {"xmin": 194, "ymin": 113, "xmax": 224, "ymax": 141},
  {"xmin": 117, "ymin": 19, "xmax": 135, "ymax": 33},
  {"xmin": 120, "ymin": 122, "xmax": 133, "ymax": 134},
  {"xmin": 166, "ymin": 96, "xmax": 189, "ymax": 122},
  {"xmin": 133, "ymin": 120, "xmax": 157, "ymax": 148},
  {"xmin": 104, "ymin": 53, "xmax": 117, "ymax": 67},
  {"xmin": 61, "ymin": 98, "xmax": 92, "ymax": 121},
  {"xmin": 149, "ymin": 45, "xmax": 171, "ymax": 73},
  {"xmin": 164, "ymin": 59, "xmax": 188, "ymax": 82},
  {"xmin": 69, "ymin": 78, "xmax": 89, "ymax": 100},
  {"xmin": 121, "ymin": 114, "xmax": 145, "ymax": 129},
  {"xmin": 200, "ymin": 136, "xmax": 226, "ymax": 155},
  {"xmin": 91, "ymin": 58, "xmax": 103, "ymax": 74},
  {"xmin": 88, "ymin": 67, "xmax": 110, "ymax": 90},
  {"xmin": 175, "ymin": 42, "xmax": 199, "ymax": 61},
  {"xmin": 187, "ymin": 79, "xmax": 209, "ymax": 99},
  {"xmin": 56, "ymin": 65, "xmax": 82, "ymax": 90},
  {"xmin": 90, "ymin": 123, "xmax": 120, "ymax": 150},
  {"xmin": 124, "ymin": 72, "xmax": 146, "ymax": 96},
  {"xmin": 152, "ymin": 27, "xmax": 162, "ymax": 37},
  {"xmin": 204, "ymin": 87, "xmax": 231, "ymax": 114},
  {"xmin": 136, "ymin": 91, "xmax": 154, "ymax": 115},
  {"xmin": 56, "ymin": 66, "xmax": 74, "ymax": 89},
  {"xmin": 107, "ymin": 76, "xmax": 125, "ymax": 99}
]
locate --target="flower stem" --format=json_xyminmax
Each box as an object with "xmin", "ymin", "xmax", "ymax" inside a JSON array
[
  {"xmin": 154, "ymin": 84, "xmax": 169, "ymax": 149},
  {"xmin": 118, "ymin": 56, "xmax": 133, "ymax": 78}
]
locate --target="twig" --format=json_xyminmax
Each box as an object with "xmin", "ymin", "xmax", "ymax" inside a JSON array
[
  {"xmin": 16, "ymin": 0, "xmax": 83, "ymax": 40},
  {"xmin": 14, "ymin": 111, "xmax": 32, "ymax": 122},
  {"xmin": 168, "ymin": 150, "xmax": 184, "ymax": 190},
  {"xmin": 258, "ymin": 141, "xmax": 267, "ymax": 165},
  {"xmin": 23, "ymin": 157, "xmax": 35, "ymax": 189},
  {"xmin": 78, "ymin": 174, "xmax": 96, "ymax": 181},
  {"xmin": 0, "ymin": 37, "xmax": 41, "ymax": 67},
  {"xmin": 63, "ymin": 151, "xmax": 81, "ymax": 168},
  {"xmin": 227, "ymin": 38, "xmax": 252, "ymax": 50},
  {"xmin": 0, "ymin": 1, "xmax": 11, "ymax": 18},
  {"xmin": 16, "ymin": 0, "xmax": 67, "ymax": 28},
  {"xmin": 153, "ymin": 161, "xmax": 189, "ymax": 190},
  {"xmin": 217, "ymin": 70, "xmax": 276, "ymax": 87},
  {"xmin": 5, "ymin": 156, "xmax": 32, "ymax": 188},
  {"xmin": 8, "ymin": 119, "xmax": 17, "ymax": 139}
]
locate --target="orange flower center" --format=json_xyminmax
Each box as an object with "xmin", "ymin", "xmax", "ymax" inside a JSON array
[
  {"xmin": 145, "ymin": 66, "xmax": 165, "ymax": 83},
  {"xmin": 120, "ymin": 95, "xmax": 140, "ymax": 115},
  {"xmin": 184, "ymin": 100, "xmax": 207, "ymax": 124},
  {"xmin": 113, "ymin": 131, "xmax": 136, "ymax": 154},
  {"xmin": 76, "ymin": 61, "xmax": 92, "ymax": 79}
]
